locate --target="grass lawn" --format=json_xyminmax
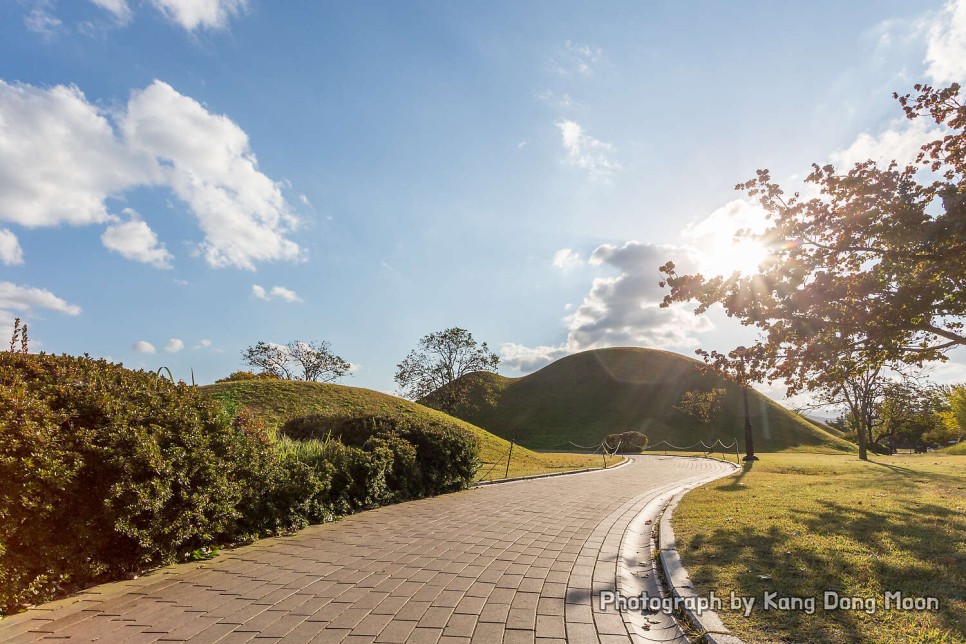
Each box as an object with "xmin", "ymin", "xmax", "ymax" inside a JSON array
[
  {"xmin": 475, "ymin": 449, "xmax": 616, "ymax": 481},
  {"xmin": 670, "ymin": 452, "xmax": 966, "ymax": 643},
  {"xmin": 202, "ymin": 380, "xmax": 603, "ymax": 484}
]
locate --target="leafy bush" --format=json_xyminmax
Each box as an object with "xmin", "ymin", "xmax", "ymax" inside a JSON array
[
  {"xmin": 281, "ymin": 414, "xmax": 479, "ymax": 497},
  {"xmin": 215, "ymin": 370, "xmax": 280, "ymax": 383},
  {"xmin": 603, "ymin": 431, "xmax": 648, "ymax": 453},
  {"xmin": 1, "ymin": 353, "xmax": 480, "ymax": 614},
  {"xmin": 0, "ymin": 353, "xmax": 274, "ymax": 613}
]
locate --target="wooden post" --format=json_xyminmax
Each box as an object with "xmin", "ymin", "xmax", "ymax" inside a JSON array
[{"xmin": 505, "ymin": 440, "xmax": 514, "ymax": 479}]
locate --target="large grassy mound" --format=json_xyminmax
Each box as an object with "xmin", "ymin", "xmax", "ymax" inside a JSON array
[
  {"xmin": 442, "ymin": 347, "xmax": 854, "ymax": 452},
  {"xmin": 201, "ymin": 380, "xmax": 602, "ymax": 478}
]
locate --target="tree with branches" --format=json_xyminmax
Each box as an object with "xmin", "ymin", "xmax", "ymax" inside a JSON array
[
  {"xmin": 242, "ymin": 340, "xmax": 350, "ymax": 382},
  {"xmin": 394, "ymin": 327, "xmax": 500, "ymax": 414},
  {"xmin": 660, "ymin": 82, "xmax": 966, "ymax": 460}
]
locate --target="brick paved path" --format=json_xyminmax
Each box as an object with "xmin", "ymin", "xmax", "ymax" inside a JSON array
[{"xmin": 0, "ymin": 455, "xmax": 734, "ymax": 643}]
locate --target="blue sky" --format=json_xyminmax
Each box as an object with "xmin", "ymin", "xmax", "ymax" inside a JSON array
[{"xmin": 2, "ymin": 0, "xmax": 965, "ymax": 399}]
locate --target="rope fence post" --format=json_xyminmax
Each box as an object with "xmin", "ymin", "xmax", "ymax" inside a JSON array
[{"xmin": 505, "ymin": 439, "xmax": 514, "ymax": 479}]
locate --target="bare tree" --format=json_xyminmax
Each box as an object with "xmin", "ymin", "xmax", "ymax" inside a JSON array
[{"xmin": 242, "ymin": 340, "xmax": 350, "ymax": 382}]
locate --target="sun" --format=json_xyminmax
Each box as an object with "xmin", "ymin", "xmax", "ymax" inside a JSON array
[
  {"xmin": 699, "ymin": 235, "xmax": 771, "ymax": 277},
  {"xmin": 685, "ymin": 200, "xmax": 772, "ymax": 277}
]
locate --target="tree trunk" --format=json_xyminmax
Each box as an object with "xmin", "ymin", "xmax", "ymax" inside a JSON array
[
  {"xmin": 857, "ymin": 419, "xmax": 868, "ymax": 460},
  {"xmin": 742, "ymin": 385, "xmax": 758, "ymax": 461}
]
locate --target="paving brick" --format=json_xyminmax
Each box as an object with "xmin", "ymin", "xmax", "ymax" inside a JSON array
[{"xmin": 0, "ymin": 457, "xmax": 734, "ymax": 644}]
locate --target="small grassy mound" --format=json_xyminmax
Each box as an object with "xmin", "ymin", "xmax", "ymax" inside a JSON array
[
  {"xmin": 201, "ymin": 380, "xmax": 601, "ymax": 480},
  {"xmin": 443, "ymin": 347, "xmax": 854, "ymax": 452},
  {"xmin": 671, "ymin": 452, "xmax": 966, "ymax": 643},
  {"xmin": 943, "ymin": 441, "xmax": 966, "ymax": 455}
]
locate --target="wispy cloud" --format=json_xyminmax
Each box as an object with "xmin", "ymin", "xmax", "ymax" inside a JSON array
[
  {"xmin": 551, "ymin": 41, "xmax": 605, "ymax": 77},
  {"xmin": 88, "ymin": 0, "xmax": 133, "ymax": 23},
  {"xmin": 0, "ymin": 282, "xmax": 81, "ymax": 331},
  {"xmin": 829, "ymin": 115, "xmax": 940, "ymax": 169},
  {"xmin": 164, "ymin": 337, "xmax": 184, "ymax": 353},
  {"xmin": 555, "ymin": 120, "xmax": 622, "ymax": 182},
  {"xmin": 23, "ymin": 1, "xmax": 63, "ymax": 38},
  {"xmin": 925, "ymin": 0, "xmax": 966, "ymax": 83},
  {"xmin": 551, "ymin": 248, "xmax": 583, "ymax": 272}
]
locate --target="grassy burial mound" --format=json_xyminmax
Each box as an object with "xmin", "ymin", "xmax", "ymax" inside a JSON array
[
  {"xmin": 201, "ymin": 380, "xmax": 601, "ymax": 480},
  {"xmin": 439, "ymin": 347, "xmax": 854, "ymax": 452}
]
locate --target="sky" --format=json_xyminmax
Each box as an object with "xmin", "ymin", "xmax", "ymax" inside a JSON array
[{"xmin": 2, "ymin": 0, "xmax": 966, "ymax": 403}]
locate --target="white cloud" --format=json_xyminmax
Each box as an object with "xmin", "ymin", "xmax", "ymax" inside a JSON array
[
  {"xmin": 147, "ymin": 0, "xmax": 247, "ymax": 31},
  {"xmin": 89, "ymin": 0, "xmax": 132, "ymax": 22},
  {"xmin": 101, "ymin": 209, "xmax": 173, "ymax": 268},
  {"xmin": 925, "ymin": 0, "xmax": 966, "ymax": 83},
  {"xmin": 196, "ymin": 338, "xmax": 212, "ymax": 349},
  {"xmin": 502, "ymin": 241, "xmax": 711, "ymax": 372},
  {"xmin": 829, "ymin": 116, "xmax": 941, "ymax": 169},
  {"xmin": 0, "ymin": 79, "xmax": 302, "ymax": 270},
  {"xmin": 0, "ymin": 81, "xmax": 153, "ymax": 228},
  {"xmin": 164, "ymin": 337, "xmax": 184, "ymax": 353},
  {"xmin": 555, "ymin": 120, "xmax": 622, "ymax": 182},
  {"xmin": 252, "ymin": 284, "xmax": 303, "ymax": 303},
  {"xmin": 133, "ymin": 340, "xmax": 156, "ymax": 354},
  {"xmin": 500, "ymin": 342, "xmax": 574, "ymax": 373},
  {"xmin": 0, "ymin": 281, "xmax": 81, "ymax": 320},
  {"xmin": 0, "ymin": 229, "xmax": 24, "ymax": 265},
  {"xmin": 122, "ymin": 81, "xmax": 301, "ymax": 269},
  {"xmin": 552, "ymin": 248, "xmax": 583, "ymax": 272}
]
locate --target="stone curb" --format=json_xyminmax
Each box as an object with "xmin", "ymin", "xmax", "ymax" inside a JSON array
[
  {"xmin": 472, "ymin": 455, "xmax": 630, "ymax": 487},
  {"xmin": 657, "ymin": 469, "xmax": 746, "ymax": 644}
]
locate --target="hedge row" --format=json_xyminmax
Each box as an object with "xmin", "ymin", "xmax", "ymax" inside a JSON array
[{"xmin": 0, "ymin": 353, "xmax": 478, "ymax": 613}]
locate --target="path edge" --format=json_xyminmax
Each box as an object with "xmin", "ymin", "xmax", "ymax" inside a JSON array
[
  {"xmin": 472, "ymin": 455, "xmax": 630, "ymax": 487},
  {"xmin": 657, "ymin": 472, "xmax": 746, "ymax": 644}
]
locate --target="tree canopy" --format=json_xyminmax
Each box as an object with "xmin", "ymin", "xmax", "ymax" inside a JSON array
[
  {"xmin": 394, "ymin": 327, "xmax": 500, "ymax": 414},
  {"xmin": 659, "ymin": 82, "xmax": 966, "ymax": 460},
  {"xmin": 242, "ymin": 340, "xmax": 350, "ymax": 383}
]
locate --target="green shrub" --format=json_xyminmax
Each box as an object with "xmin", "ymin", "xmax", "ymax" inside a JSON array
[
  {"xmin": 1, "ymin": 353, "xmax": 481, "ymax": 614},
  {"xmin": 215, "ymin": 370, "xmax": 280, "ymax": 383},
  {"xmin": 281, "ymin": 414, "xmax": 479, "ymax": 497},
  {"xmin": 603, "ymin": 431, "xmax": 648, "ymax": 453},
  {"xmin": 0, "ymin": 353, "xmax": 273, "ymax": 613}
]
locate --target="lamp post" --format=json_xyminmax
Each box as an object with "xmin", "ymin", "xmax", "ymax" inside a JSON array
[{"xmin": 734, "ymin": 346, "xmax": 758, "ymax": 462}]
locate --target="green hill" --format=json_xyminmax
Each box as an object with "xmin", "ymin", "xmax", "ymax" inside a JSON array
[
  {"xmin": 200, "ymin": 380, "xmax": 603, "ymax": 478},
  {"xmin": 440, "ymin": 347, "xmax": 854, "ymax": 453}
]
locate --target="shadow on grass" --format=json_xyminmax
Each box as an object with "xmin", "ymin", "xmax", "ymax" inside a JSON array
[
  {"xmin": 717, "ymin": 460, "xmax": 754, "ymax": 492},
  {"xmin": 684, "ymin": 497, "xmax": 965, "ymax": 642}
]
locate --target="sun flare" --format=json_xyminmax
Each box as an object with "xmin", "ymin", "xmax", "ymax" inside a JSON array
[
  {"xmin": 685, "ymin": 200, "xmax": 772, "ymax": 277},
  {"xmin": 698, "ymin": 235, "xmax": 771, "ymax": 277}
]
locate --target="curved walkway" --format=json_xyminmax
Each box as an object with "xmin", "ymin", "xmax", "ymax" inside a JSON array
[{"xmin": 0, "ymin": 455, "xmax": 734, "ymax": 643}]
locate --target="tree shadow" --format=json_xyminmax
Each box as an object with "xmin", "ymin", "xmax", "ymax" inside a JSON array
[
  {"xmin": 682, "ymin": 499, "xmax": 965, "ymax": 641},
  {"xmin": 718, "ymin": 460, "xmax": 754, "ymax": 492}
]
